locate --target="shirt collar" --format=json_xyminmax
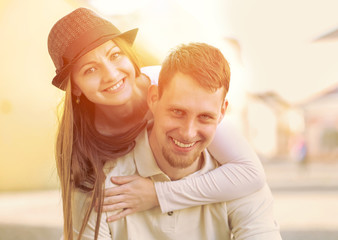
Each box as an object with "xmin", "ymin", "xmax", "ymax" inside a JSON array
[{"xmin": 133, "ymin": 125, "xmax": 163, "ymax": 178}]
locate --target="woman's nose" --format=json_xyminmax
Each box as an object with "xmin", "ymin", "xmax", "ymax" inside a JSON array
[{"xmin": 102, "ymin": 62, "xmax": 119, "ymax": 83}]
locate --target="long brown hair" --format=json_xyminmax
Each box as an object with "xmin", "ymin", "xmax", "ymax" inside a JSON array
[{"xmin": 55, "ymin": 37, "xmax": 142, "ymax": 240}]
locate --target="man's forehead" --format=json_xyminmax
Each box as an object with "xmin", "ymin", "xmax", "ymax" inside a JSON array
[{"xmin": 160, "ymin": 90, "xmax": 223, "ymax": 113}]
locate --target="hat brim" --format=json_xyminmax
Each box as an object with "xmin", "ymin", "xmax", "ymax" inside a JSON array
[{"xmin": 52, "ymin": 28, "xmax": 138, "ymax": 90}]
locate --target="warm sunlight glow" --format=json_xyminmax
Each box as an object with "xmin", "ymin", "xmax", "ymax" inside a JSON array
[
  {"xmin": 247, "ymin": 102, "xmax": 277, "ymax": 158},
  {"xmin": 1, "ymin": 1, "xmax": 338, "ymax": 238},
  {"xmin": 89, "ymin": 0, "xmax": 151, "ymax": 15},
  {"xmin": 287, "ymin": 109, "xmax": 305, "ymax": 133}
]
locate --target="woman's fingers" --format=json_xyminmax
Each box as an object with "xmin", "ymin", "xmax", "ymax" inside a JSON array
[
  {"xmin": 101, "ymin": 195, "xmax": 139, "ymax": 212},
  {"xmin": 102, "ymin": 202, "xmax": 129, "ymax": 212},
  {"xmin": 107, "ymin": 208, "xmax": 135, "ymax": 222},
  {"xmin": 99, "ymin": 175, "xmax": 158, "ymax": 217},
  {"xmin": 104, "ymin": 175, "xmax": 140, "ymax": 197},
  {"xmin": 110, "ymin": 175, "xmax": 140, "ymax": 185},
  {"xmin": 103, "ymin": 194, "xmax": 125, "ymax": 205},
  {"xmin": 104, "ymin": 185, "xmax": 125, "ymax": 197}
]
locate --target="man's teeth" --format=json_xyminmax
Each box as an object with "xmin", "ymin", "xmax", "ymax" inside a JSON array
[
  {"xmin": 108, "ymin": 80, "xmax": 123, "ymax": 91},
  {"xmin": 173, "ymin": 138, "xmax": 195, "ymax": 148}
]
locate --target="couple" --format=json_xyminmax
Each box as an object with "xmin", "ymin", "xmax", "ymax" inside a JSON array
[{"xmin": 48, "ymin": 8, "xmax": 281, "ymax": 240}]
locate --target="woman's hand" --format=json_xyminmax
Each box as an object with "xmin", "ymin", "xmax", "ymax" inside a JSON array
[{"xmin": 102, "ymin": 175, "xmax": 159, "ymax": 222}]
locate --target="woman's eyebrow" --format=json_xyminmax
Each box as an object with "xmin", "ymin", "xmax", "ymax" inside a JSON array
[
  {"xmin": 106, "ymin": 46, "xmax": 119, "ymax": 57},
  {"xmin": 79, "ymin": 61, "xmax": 96, "ymax": 70},
  {"xmin": 77, "ymin": 45, "xmax": 120, "ymax": 70}
]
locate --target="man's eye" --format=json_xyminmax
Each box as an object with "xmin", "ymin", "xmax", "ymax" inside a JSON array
[
  {"xmin": 172, "ymin": 109, "xmax": 183, "ymax": 116},
  {"xmin": 84, "ymin": 67, "xmax": 96, "ymax": 75},
  {"xmin": 200, "ymin": 115, "xmax": 212, "ymax": 121}
]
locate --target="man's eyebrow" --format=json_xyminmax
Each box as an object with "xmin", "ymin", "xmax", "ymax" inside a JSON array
[
  {"xmin": 167, "ymin": 104, "xmax": 186, "ymax": 110},
  {"xmin": 200, "ymin": 111, "xmax": 218, "ymax": 118}
]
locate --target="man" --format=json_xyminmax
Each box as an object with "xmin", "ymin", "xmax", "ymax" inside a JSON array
[{"xmin": 73, "ymin": 43, "xmax": 281, "ymax": 239}]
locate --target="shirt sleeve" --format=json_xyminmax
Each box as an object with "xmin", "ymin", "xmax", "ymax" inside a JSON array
[
  {"xmin": 154, "ymin": 118, "xmax": 266, "ymax": 213},
  {"xmin": 72, "ymin": 189, "xmax": 111, "ymax": 240},
  {"xmin": 227, "ymin": 184, "xmax": 282, "ymax": 240}
]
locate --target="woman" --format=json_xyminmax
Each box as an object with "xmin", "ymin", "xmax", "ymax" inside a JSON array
[{"xmin": 48, "ymin": 7, "xmax": 265, "ymax": 240}]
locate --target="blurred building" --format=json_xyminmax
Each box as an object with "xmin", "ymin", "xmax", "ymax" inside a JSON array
[
  {"xmin": 244, "ymin": 85, "xmax": 338, "ymax": 162},
  {"xmin": 244, "ymin": 92, "xmax": 292, "ymax": 160},
  {"xmin": 299, "ymin": 84, "xmax": 338, "ymax": 161}
]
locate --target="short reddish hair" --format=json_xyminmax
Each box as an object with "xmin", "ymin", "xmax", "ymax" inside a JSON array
[{"xmin": 158, "ymin": 42, "xmax": 230, "ymax": 98}]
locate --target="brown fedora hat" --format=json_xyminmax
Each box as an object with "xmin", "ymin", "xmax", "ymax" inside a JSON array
[{"xmin": 48, "ymin": 7, "xmax": 138, "ymax": 90}]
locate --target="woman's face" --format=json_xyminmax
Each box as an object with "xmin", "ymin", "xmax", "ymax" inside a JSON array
[{"xmin": 71, "ymin": 40, "xmax": 137, "ymax": 107}]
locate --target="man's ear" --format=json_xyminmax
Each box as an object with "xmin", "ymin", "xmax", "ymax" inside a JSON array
[
  {"xmin": 218, "ymin": 99, "xmax": 228, "ymax": 124},
  {"xmin": 147, "ymin": 85, "xmax": 159, "ymax": 113}
]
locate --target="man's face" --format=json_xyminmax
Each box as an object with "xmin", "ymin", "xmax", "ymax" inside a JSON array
[{"xmin": 148, "ymin": 72, "xmax": 227, "ymax": 169}]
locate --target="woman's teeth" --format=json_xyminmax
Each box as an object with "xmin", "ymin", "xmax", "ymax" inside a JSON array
[
  {"xmin": 107, "ymin": 80, "xmax": 123, "ymax": 91},
  {"xmin": 173, "ymin": 138, "xmax": 195, "ymax": 148}
]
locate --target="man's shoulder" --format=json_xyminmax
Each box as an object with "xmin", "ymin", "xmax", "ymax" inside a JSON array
[
  {"xmin": 104, "ymin": 151, "xmax": 137, "ymax": 188},
  {"xmin": 103, "ymin": 128, "xmax": 152, "ymax": 188},
  {"xmin": 196, "ymin": 149, "xmax": 221, "ymax": 175},
  {"xmin": 227, "ymin": 184, "xmax": 281, "ymax": 239}
]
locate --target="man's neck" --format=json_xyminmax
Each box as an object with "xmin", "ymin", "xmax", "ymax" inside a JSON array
[{"xmin": 148, "ymin": 127, "xmax": 204, "ymax": 180}]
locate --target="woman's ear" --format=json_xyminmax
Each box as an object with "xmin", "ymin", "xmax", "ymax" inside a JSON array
[
  {"xmin": 72, "ymin": 83, "xmax": 82, "ymax": 97},
  {"xmin": 147, "ymin": 85, "xmax": 159, "ymax": 113}
]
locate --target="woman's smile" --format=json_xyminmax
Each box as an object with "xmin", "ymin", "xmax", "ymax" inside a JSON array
[{"xmin": 103, "ymin": 78, "xmax": 125, "ymax": 93}]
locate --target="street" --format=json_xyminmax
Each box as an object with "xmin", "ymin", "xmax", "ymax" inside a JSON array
[{"xmin": 266, "ymin": 160, "xmax": 338, "ymax": 240}]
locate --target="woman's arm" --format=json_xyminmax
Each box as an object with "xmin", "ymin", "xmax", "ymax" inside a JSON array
[
  {"xmin": 155, "ymin": 118, "xmax": 266, "ymax": 213},
  {"xmin": 102, "ymin": 118, "xmax": 266, "ymax": 219},
  {"xmin": 102, "ymin": 66, "xmax": 265, "ymax": 218}
]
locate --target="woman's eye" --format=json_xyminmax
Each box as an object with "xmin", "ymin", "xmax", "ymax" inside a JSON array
[
  {"xmin": 110, "ymin": 52, "xmax": 121, "ymax": 61},
  {"xmin": 84, "ymin": 67, "xmax": 96, "ymax": 75}
]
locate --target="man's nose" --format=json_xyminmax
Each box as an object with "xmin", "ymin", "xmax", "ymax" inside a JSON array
[{"xmin": 179, "ymin": 119, "xmax": 197, "ymax": 141}]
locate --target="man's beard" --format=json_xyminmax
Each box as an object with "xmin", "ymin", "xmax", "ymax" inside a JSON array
[{"xmin": 162, "ymin": 147, "xmax": 201, "ymax": 169}]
